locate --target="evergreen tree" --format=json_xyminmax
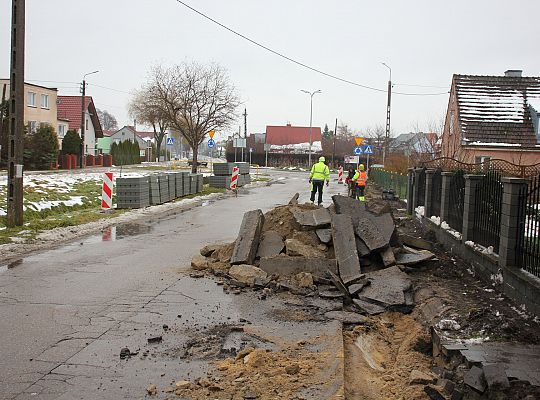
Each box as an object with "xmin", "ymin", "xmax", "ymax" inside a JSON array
[
  {"xmin": 23, "ymin": 124, "xmax": 60, "ymax": 169},
  {"xmin": 61, "ymin": 130, "xmax": 81, "ymax": 155}
]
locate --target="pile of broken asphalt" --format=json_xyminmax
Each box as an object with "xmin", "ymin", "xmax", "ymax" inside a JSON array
[{"xmin": 171, "ymin": 190, "xmax": 540, "ymax": 400}]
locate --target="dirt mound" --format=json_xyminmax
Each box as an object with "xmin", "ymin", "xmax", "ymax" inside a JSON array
[{"xmin": 261, "ymin": 205, "xmax": 300, "ymax": 239}]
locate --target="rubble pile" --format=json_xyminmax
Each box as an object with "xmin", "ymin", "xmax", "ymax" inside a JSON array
[{"xmin": 192, "ymin": 194, "xmax": 436, "ymax": 318}]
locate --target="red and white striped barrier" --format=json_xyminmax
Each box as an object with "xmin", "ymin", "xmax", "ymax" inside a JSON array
[
  {"xmin": 101, "ymin": 172, "xmax": 113, "ymax": 209},
  {"xmin": 230, "ymin": 166, "xmax": 239, "ymax": 190},
  {"xmin": 338, "ymin": 166, "xmax": 343, "ymax": 184}
]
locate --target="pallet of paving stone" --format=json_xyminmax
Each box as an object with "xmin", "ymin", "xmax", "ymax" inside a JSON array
[
  {"xmin": 209, "ymin": 175, "xmax": 231, "ymax": 189},
  {"xmin": 183, "ymin": 173, "xmax": 191, "ymax": 195},
  {"xmin": 234, "ymin": 162, "xmax": 250, "ymax": 175},
  {"xmin": 158, "ymin": 174, "xmax": 170, "ymax": 203},
  {"xmin": 116, "ymin": 177, "xmax": 150, "ymax": 209},
  {"xmin": 196, "ymin": 174, "xmax": 203, "ymax": 193},
  {"xmin": 175, "ymin": 172, "xmax": 185, "ymax": 197},
  {"xmin": 189, "ymin": 174, "xmax": 197, "ymax": 194},
  {"xmin": 213, "ymin": 163, "xmax": 231, "ymax": 176},
  {"xmin": 149, "ymin": 175, "xmax": 161, "ymax": 205},
  {"xmin": 117, "ymin": 197, "xmax": 150, "ymax": 209},
  {"xmin": 167, "ymin": 173, "xmax": 176, "ymax": 201}
]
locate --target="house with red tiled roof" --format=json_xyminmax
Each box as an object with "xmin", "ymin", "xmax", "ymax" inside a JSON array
[
  {"xmin": 109, "ymin": 126, "xmax": 155, "ymax": 149},
  {"xmin": 57, "ymin": 95, "xmax": 103, "ymax": 155},
  {"xmin": 265, "ymin": 123, "xmax": 322, "ymax": 153},
  {"xmin": 441, "ymin": 70, "xmax": 540, "ymax": 165}
]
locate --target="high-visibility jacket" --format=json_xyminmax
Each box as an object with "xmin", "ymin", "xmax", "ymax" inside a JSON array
[
  {"xmin": 353, "ymin": 171, "xmax": 367, "ymax": 186},
  {"xmin": 310, "ymin": 162, "xmax": 330, "ymax": 182}
]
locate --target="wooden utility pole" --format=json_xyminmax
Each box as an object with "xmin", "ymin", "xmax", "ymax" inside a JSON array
[
  {"xmin": 7, "ymin": 0, "xmax": 25, "ymax": 227},
  {"xmin": 79, "ymin": 79, "xmax": 86, "ymax": 168}
]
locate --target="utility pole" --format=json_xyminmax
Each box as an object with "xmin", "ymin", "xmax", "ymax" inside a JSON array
[
  {"xmin": 301, "ymin": 89, "xmax": 321, "ymax": 167},
  {"xmin": 79, "ymin": 70, "xmax": 98, "ymax": 168},
  {"xmin": 332, "ymin": 118, "xmax": 337, "ymax": 168},
  {"xmin": 382, "ymin": 63, "xmax": 392, "ymax": 166},
  {"xmin": 7, "ymin": 0, "xmax": 25, "ymax": 227}
]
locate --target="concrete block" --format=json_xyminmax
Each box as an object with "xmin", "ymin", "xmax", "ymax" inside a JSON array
[
  {"xmin": 463, "ymin": 366, "xmax": 486, "ymax": 393},
  {"xmin": 380, "ymin": 247, "xmax": 396, "ymax": 267},
  {"xmin": 285, "ymin": 238, "xmax": 325, "ymax": 258},
  {"xmin": 400, "ymin": 234, "xmax": 433, "ymax": 250},
  {"xmin": 359, "ymin": 265, "xmax": 413, "ymax": 310},
  {"xmin": 256, "ymin": 230, "xmax": 284, "ymax": 258},
  {"xmin": 230, "ymin": 209, "xmax": 265, "ymax": 265},
  {"xmin": 331, "ymin": 214, "xmax": 362, "ymax": 285},
  {"xmin": 316, "ymin": 228, "xmax": 332, "ymax": 244},
  {"xmin": 292, "ymin": 207, "xmax": 331, "ymax": 228},
  {"xmin": 482, "ymin": 363, "xmax": 509, "ymax": 389},
  {"xmin": 259, "ymin": 255, "xmax": 337, "ymax": 278}
]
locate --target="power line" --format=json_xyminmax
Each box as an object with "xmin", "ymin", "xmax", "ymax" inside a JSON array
[
  {"xmin": 173, "ymin": 0, "xmax": 449, "ymax": 96},
  {"xmin": 87, "ymin": 83, "xmax": 133, "ymax": 95}
]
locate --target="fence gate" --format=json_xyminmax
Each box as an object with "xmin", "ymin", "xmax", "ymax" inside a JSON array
[
  {"xmin": 431, "ymin": 169, "xmax": 442, "ymax": 217},
  {"xmin": 416, "ymin": 168, "xmax": 426, "ymax": 207},
  {"xmin": 447, "ymin": 170, "xmax": 465, "ymax": 232},
  {"xmin": 517, "ymin": 175, "xmax": 540, "ymax": 278},
  {"xmin": 472, "ymin": 171, "xmax": 503, "ymax": 252}
]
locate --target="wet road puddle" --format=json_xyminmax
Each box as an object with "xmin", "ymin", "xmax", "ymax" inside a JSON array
[{"xmin": 101, "ymin": 222, "xmax": 153, "ymax": 241}]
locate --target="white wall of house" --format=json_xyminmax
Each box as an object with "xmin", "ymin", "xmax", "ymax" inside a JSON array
[
  {"xmin": 84, "ymin": 113, "xmax": 97, "ymax": 155},
  {"xmin": 110, "ymin": 126, "xmax": 146, "ymax": 148}
]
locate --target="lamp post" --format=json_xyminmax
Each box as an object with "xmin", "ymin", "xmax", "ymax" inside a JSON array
[
  {"xmin": 381, "ymin": 62, "xmax": 391, "ymax": 166},
  {"xmin": 301, "ymin": 89, "xmax": 321, "ymax": 167},
  {"xmin": 80, "ymin": 70, "xmax": 99, "ymax": 168}
]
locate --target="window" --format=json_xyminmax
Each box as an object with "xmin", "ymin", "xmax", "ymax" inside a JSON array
[
  {"xmin": 58, "ymin": 124, "xmax": 66, "ymax": 138},
  {"xmin": 27, "ymin": 91, "xmax": 36, "ymax": 107},
  {"xmin": 28, "ymin": 120, "xmax": 37, "ymax": 133},
  {"xmin": 449, "ymin": 111, "xmax": 455, "ymax": 135},
  {"xmin": 41, "ymin": 94, "xmax": 49, "ymax": 109}
]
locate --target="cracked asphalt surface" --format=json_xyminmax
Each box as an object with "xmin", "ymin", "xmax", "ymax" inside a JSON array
[{"xmin": 0, "ymin": 170, "xmax": 346, "ymax": 399}]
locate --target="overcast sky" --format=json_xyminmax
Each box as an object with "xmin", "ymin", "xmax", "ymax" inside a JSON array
[{"xmin": 1, "ymin": 0, "xmax": 539, "ymax": 138}]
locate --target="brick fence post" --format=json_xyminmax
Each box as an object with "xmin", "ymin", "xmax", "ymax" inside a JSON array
[
  {"xmin": 462, "ymin": 174, "xmax": 484, "ymax": 242},
  {"xmin": 499, "ymin": 177, "xmax": 528, "ymax": 268},
  {"xmin": 407, "ymin": 168, "xmax": 414, "ymax": 215},
  {"xmin": 440, "ymin": 172, "xmax": 453, "ymax": 223},
  {"xmin": 424, "ymin": 169, "xmax": 436, "ymax": 218}
]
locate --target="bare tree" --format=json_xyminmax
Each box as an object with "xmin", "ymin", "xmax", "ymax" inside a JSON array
[
  {"xmin": 151, "ymin": 63, "xmax": 240, "ymax": 172},
  {"xmin": 129, "ymin": 88, "xmax": 169, "ymax": 162},
  {"xmin": 96, "ymin": 109, "xmax": 118, "ymax": 131}
]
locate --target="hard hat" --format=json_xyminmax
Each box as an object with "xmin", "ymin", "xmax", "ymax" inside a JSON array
[
  {"xmin": 359, "ymin": 164, "xmax": 365, "ymax": 171},
  {"xmin": 319, "ymin": 156, "xmax": 326, "ymax": 162}
]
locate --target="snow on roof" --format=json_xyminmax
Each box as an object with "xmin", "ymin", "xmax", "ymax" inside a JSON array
[{"xmin": 454, "ymin": 74, "xmax": 540, "ymax": 146}]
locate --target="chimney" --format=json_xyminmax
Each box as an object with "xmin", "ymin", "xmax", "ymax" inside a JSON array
[{"xmin": 505, "ymin": 70, "xmax": 522, "ymax": 78}]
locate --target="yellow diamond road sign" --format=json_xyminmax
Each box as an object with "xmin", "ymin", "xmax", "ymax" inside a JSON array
[
  {"xmin": 354, "ymin": 137, "xmax": 363, "ymax": 146},
  {"xmin": 209, "ymin": 130, "xmax": 215, "ymax": 139}
]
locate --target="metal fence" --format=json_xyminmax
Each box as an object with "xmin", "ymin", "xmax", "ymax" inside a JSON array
[
  {"xmin": 419, "ymin": 157, "xmax": 540, "ymax": 178},
  {"xmin": 416, "ymin": 168, "xmax": 426, "ymax": 206},
  {"xmin": 431, "ymin": 169, "xmax": 442, "ymax": 217},
  {"xmin": 472, "ymin": 171, "xmax": 503, "ymax": 252},
  {"xmin": 517, "ymin": 174, "xmax": 540, "ymax": 278},
  {"xmin": 447, "ymin": 170, "xmax": 466, "ymax": 232},
  {"xmin": 369, "ymin": 168, "xmax": 408, "ymax": 199}
]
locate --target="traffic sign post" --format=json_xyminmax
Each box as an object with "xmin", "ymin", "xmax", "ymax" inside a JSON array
[
  {"xmin": 364, "ymin": 144, "xmax": 374, "ymax": 173},
  {"xmin": 353, "ymin": 146, "xmax": 363, "ymax": 169},
  {"xmin": 208, "ymin": 138, "xmax": 215, "ymax": 148},
  {"xmin": 166, "ymin": 137, "xmax": 174, "ymax": 145}
]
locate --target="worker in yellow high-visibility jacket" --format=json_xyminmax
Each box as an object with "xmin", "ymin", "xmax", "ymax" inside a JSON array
[
  {"xmin": 352, "ymin": 164, "xmax": 367, "ymax": 201},
  {"xmin": 309, "ymin": 156, "xmax": 330, "ymax": 206}
]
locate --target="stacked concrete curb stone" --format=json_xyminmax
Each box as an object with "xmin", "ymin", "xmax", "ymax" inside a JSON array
[
  {"xmin": 149, "ymin": 176, "xmax": 161, "ymax": 205},
  {"xmin": 116, "ymin": 177, "xmax": 150, "ymax": 209},
  {"xmin": 158, "ymin": 174, "xmax": 170, "ymax": 204}
]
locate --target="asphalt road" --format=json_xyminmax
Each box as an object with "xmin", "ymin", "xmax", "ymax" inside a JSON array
[{"xmin": 0, "ymin": 169, "xmax": 347, "ymax": 399}]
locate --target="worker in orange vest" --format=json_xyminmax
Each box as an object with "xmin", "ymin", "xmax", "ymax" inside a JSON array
[{"xmin": 352, "ymin": 164, "xmax": 367, "ymax": 201}]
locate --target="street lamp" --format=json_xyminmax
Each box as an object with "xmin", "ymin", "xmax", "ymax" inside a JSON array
[
  {"xmin": 80, "ymin": 70, "xmax": 99, "ymax": 168},
  {"xmin": 301, "ymin": 89, "xmax": 321, "ymax": 167},
  {"xmin": 381, "ymin": 62, "xmax": 391, "ymax": 166}
]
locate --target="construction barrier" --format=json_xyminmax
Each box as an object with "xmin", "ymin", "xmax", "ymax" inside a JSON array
[
  {"xmin": 230, "ymin": 166, "xmax": 239, "ymax": 190},
  {"xmin": 338, "ymin": 166, "xmax": 343, "ymax": 184},
  {"xmin": 101, "ymin": 172, "xmax": 113, "ymax": 210}
]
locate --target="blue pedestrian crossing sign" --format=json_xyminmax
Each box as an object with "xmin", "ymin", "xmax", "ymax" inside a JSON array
[
  {"xmin": 166, "ymin": 137, "xmax": 174, "ymax": 146},
  {"xmin": 353, "ymin": 146, "xmax": 363, "ymax": 156},
  {"xmin": 364, "ymin": 144, "xmax": 374, "ymax": 155},
  {"xmin": 208, "ymin": 138, "xmax": 215, "ymax": 148}
]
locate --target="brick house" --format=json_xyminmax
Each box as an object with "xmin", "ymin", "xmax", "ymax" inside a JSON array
[
  {"xmin": 57, "ymin": 96, "xmax": 104, "ymax": 156},
  {"xmin": 265, "ymin": 123, "xmax": 322, "ymax": 153},
  {"xmin": 440, "ymin": 70, "xmax": 540, "ymax": 165}
]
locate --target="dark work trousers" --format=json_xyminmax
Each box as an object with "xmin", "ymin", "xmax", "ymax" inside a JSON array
[
  {"xmin": 310, "ymin": 180, "xmax": 325, "ymax": 205},
  {"xmin": 356, "ymin": 184, "xmax": 366, "ymax": 198}
]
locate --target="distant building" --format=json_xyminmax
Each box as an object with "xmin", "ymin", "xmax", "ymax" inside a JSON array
[
  {"xmin": 440, "ymin": 70, "xmax": 540, "ymax": 165},
  {"xmin": 57, "ymin": 96, "xmax": 104, "ymax": 155},
  {"xmin": 0, "ymin": 79, "xmax": 68, "ymax": 145},
  {"xmin": 391, "ymin": 132, "xmax": 439, "ymax": 159},
  {"xmin": 265, "ymin": 123, "xmax": 322, "ymax": 153}
]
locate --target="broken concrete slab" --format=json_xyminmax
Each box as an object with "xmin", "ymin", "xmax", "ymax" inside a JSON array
[
  {"xmin": 400, "ymin": 234, "xmax": 434, "ymax": 251},
  {"xmin": 200, "ymin": 243, "xmax": 222, "ymax": 257},
  {"xmin": 355, "ymin": 237, "xmax": 371, "ymax": 257},
  {"xmin": 357, "ymin": 266, "xmax": 414, "ymax": 312},
  {"xmin": 191, "ymin": 255, "xmax": 209, "ymax": 270},
  {"xmin": 409, "ymin": 370, "xmax": 436, "ymax": 385},
  {"xmin": 380, "ymin": 247, "xmax": 396, "ymax": 267},
  {"xmin": 348, "ymin": 280, "xmax": 370, "ymax": 296},
  {"xmin": 292, "ymin": 207, "xmax": 331, "ymax": 228},
  {"xmin": 256, "ymin": 231, "xmax": 284, "ymax": 258},
  {"xmin": 289, "ymin": 192, "xmax": 299, "ymax": 205},
  {"xmin": 327, "ymin": 270, "xmax": 353, "ymax": 303},
  {"xmin": 352, "ymin": 298, "xmax": 386, "ymax": 315},
  {"xmin": 319, "ymin": 290, "xmax": 345, "ymax": 299},
  {"xmin": 285, "ymin": 238, "xmax": 324, "ymax": 258},
  {"xmin": 331, "ymin": 214, "xmax": 362, "ymax": 285},
  {"xmin": 395, "ymin": 250, "xmax": 435, "ymax": 266},
  {"xmin": 356, "ymin": 218, "xmax": 388, "ymax": 251},
  {"xmin": 464, "ymin": 366, "xmax": 486, "ymax": 393},
  {"xmin": 482, "ymin": 363, "xmax": 509, "ymax": 389},
  {"xmin": 259, "ymin": 255, "xmax": 337, "ymax": 278},
  {"xmin": 423, "ymin": 386, "xmax": 445, "ymax": 400},
  {"xmin": 324, "ymin": 311, "xmax": 367, "ymax": 324},
  {"xmin": 229, "ymin": 264, "xmax": 268, "ymax": 286},
  {"xmin": 316, "ymin": 228, "xmax": 332, "ymax": 244},
  {"xmin": 231, "ymin": 210, "xmax": 265, "ymax": 265}
]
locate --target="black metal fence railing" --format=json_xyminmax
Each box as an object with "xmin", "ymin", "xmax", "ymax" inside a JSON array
[
  {"xmin": 431, "ymin": 169, "xmax": 442, "ymax": 217},
  {"xmin": 416, "ymin": 168, "xmax": 426, "ymax": 207},
  {"xmin": 517, "ymin": 175, "xmax": 540, "ymax": 278},
  {"xmin": 447, "ymin": 170, "xmax": 466, "ymax": 232},
  {"xmin": 472, "ymin": 172, "xmax": 503, "ymax": 252}
]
